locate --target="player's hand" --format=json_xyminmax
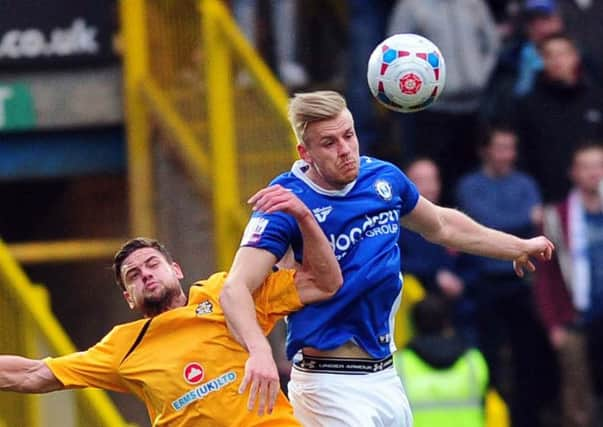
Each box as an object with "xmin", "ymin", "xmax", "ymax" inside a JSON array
[
  {"xmin": 239, "ymin": 346, "xmax": 280, "ymax": 416},
  {"xmin": 512, "ymin": 236, "xmax": 555, "ymax": 277},
  {"xmin": 248, "ymin": 185, "xmax": 311, "ymax": 221}
]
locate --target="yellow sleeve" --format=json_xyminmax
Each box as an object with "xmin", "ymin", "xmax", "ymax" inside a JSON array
[
  {"xmin": 189, "ymin": 270, "xmax": 302, "ymax": 335},
  {"xmin": 44, "ymin": 326, "xmax": 130, "ymax": 393},
  {"xmin": 254, "ymin": 269, "xmax": 303, "ymax": 334},
  {"xmin": 188, "ymin": 272, "xmax": 228, "ymax": 304}
]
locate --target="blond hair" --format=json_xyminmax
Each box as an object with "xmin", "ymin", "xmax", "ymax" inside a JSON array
[{"xmin": 288, "ymin": 91, "xmax": 347, "ymax": 145}]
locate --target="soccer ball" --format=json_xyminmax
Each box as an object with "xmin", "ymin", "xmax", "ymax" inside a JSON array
[{"xmin": 367, "ymin": 33, "xmax": 446, "ymax": 113}]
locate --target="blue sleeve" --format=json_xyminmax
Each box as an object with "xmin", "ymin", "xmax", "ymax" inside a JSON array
[
  {"xmin": 240, "ymin": 210, "xmax": 298, "ymax": 260},
  {"xmin": 395, "ymin": 167, "xmax": 420, "ymax": 216}
]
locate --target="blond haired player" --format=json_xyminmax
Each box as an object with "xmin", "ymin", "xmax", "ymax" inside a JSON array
[
  {"xmin": 221, "ymin": 90, "xmax": 555, "ymax": 426},
  {"xmin": 0, "ymin": 186, "xmax": 342, "ymax": 426}
]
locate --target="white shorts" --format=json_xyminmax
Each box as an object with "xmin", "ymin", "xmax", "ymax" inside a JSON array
[{"xmin": 288, "ymin": 362, "xmax": 412, "ymax": 427}]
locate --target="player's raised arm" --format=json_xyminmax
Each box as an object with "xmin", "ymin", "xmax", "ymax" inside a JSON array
[
  {"xmin": 221, "ymin": 184, "xmax": 343, "ymax": 416},
  {"xmin": 401, "ymin": 196, "xmax": 555, "ymax": 277},
  {"xmin": 220, "ymin": 244, "xmax": 279, "ymax": 416},
  {"xmin": 0, "ymin": 356, "xmax": 62, "ymax": 393},
  {"xmin": 249, "ymin": 184, "xmax": 343, "ymax": 302},
  {"xmin": 220, "ymin": 186, "xmax": 290, "ymax": 417}
]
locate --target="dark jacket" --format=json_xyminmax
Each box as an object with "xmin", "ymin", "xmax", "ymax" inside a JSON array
[{"xmin": 516, "ymin": 73, "xmax": 603, "ymax": 203}]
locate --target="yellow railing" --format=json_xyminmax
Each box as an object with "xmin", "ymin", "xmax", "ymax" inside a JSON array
[
  {"xmin": 8, "ymin": 238, "xmax": 126, "ymax": 265},
  {"xmin": 121, "ymin": 0, "xmax": 297, "ymax": 270},
  {"xmin": 0, "ymin": 239, "xmax": 132, "ymax": 427}
]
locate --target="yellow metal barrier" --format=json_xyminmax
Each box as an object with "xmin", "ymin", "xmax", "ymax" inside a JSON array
[
  {"xmin": 122, "ymin": 0, "xmax": 298, "ymax": 270},
  {"xmin": 8, "ymin": 238, "xmax": 126, "ymax": 265},
  {"xmin": 200, "ymin": 0, "xmax": 294, "ymax": 130},
  {"xmin": 201, "ymin": 0, "xmax": 240, "ymax": 269},
  {"xmin": 0, "ymin": 240, "xmax": 132, "ymax": 427},
  {"xmin": 142, "ymin": 78, "xmax": 212, "ymax": 194},
  {"xmin": 121, "ymin": 0, "xmax": 155, "ymax": 238}
]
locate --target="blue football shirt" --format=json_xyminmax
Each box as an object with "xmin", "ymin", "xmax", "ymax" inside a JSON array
[{"xmin": 241, "ymin": 156, "xmax": 420, "ymax": 359}]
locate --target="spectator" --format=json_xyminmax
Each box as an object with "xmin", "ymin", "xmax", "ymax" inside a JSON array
[
  {"xmin": 516, "ymin": 33, "xmax": 603, "ymax": 203},
  {"xmin": 557, "ymin": 0, "xmax": 603, "ymax": 82},
  {"xmin": 510, "ymin": 0, "xmax": 603, "ymax": 95},
  {"xmin": 400, "ymin": 158, "xmax": 465, "ymax": 298},
  {"xmin": 399, "ymin": 158, "xmax": 478, "ymax": 342},
  {"xmin": 232, "ymin": 0, "xmax": 308, "ymax": 88},
  {"xmin": 394, "ymin": 295, "xmax": 489, "ymax": 427},
  {"xmin": 535, "ymin": 143, "xmax": 603, "ymax": 427},
  {"xmin": 387, "ymin": 0, "xmax": 500, "ymax": 204},
  {"xmin": 456, "ymin": 123, "xmax": 555, "ymax": 427},
  {"xmin": 513, "ymin": 0, "xmax": 564, "ymax": 96},
  {"xmin": 398, "ymin": 158, "xmax": 486, "ymax": 344}
]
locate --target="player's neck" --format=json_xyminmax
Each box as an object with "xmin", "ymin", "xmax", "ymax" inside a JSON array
[
  {"xmin": 306, "ymin": 168, "xmax": 336, "ymax": 191},
  {"xmin": 305, "ymin": 165, "xmax": 353, "ymax": 192}
]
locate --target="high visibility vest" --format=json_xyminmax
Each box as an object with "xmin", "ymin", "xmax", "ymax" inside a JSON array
[{"xmin": 395, "ymin": 347, "xmax": 489, "ymax": 427}]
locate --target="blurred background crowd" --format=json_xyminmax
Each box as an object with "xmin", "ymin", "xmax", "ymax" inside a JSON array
[{"xmin": 1, "ymin": 0, "xmax": 602, "ymax": 426}]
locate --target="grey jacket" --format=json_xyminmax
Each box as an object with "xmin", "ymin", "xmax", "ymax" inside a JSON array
[{"xmin": 387, "ymin": 0, "xmax": 500, "ymax": 113}]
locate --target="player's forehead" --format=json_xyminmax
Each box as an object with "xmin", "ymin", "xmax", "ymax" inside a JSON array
[
  {"xmin": 306, "ymin": 109, "xmax": 354, "ymax": 140},
  {"xmin": 121, "ymin": 248, "xmax": 164, "ymax": 273}
]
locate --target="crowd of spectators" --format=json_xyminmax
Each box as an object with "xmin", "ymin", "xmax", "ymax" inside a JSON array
[{"xmin": 233, "ymin": 1, "xmax": 603, "ymax": 426}]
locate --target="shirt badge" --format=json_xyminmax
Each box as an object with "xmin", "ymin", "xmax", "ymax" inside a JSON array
[
  {"xmin": 312, "ymin": 206, "xmax": 333, "ymax": 223},
  {"xmin": 195, "ymin": 300, "xmax": 213, "ymax": 316},
  {"xmin": 374, "ymin": 179, "xmax": 392, "ymax": 200},
  {"xmin": 183, "ymin": 362, "xmax": 205, "ymax": 385},
  {"xmin": 241, "ymin": 217, "xmax": 269, "ymax": 245}
]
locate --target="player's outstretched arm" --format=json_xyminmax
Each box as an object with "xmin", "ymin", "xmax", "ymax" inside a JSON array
[
  {"xmin": 220, "ymin": 246, "xmax": 280, "ymax": 416},
  {"xmin": 0, "ymin": 356, "xmax": 62, "ymax": 393},
  {"xmin": 401, "ymin": 196, "xmax": 554, "ymax": 277},
  {"xmin": 249, "ymin": 184, "xmax": 343, "ymax": 302}
]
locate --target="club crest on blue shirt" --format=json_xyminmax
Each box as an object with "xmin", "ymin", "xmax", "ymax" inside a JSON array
[
  {"xmin": 374, "ymin": 179, "xmax": 392, "ymax": 200},
  {"xmin": 195, "ymin": 300, "xmax": 213, "ymax": 316}
]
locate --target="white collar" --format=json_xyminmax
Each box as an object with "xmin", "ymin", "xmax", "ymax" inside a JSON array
[{"xmin": 291, "ymin": 160, "xmax": 357, "ymax": 197}]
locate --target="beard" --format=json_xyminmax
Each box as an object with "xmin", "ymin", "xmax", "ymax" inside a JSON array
[{"xmin": 139, "ymin": 285, "xmax": 182, "ymax": 317}]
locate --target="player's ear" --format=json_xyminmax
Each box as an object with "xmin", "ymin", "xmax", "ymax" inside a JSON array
[
  {"xmin": 297, "ymin": 143, "xmax": 311, "ymax": 164},
  {"xmin": 171, "ymin": 262, "xmax": 184, "ymax": 280},
  {"xmin": 123, "ymin": 291, "xmax": 135, "ymax": 310}
]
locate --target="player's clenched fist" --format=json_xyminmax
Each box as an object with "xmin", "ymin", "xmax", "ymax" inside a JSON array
[{"xmin": 249, "ymin": 184, "xmax": 312, "ymax": 222}]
